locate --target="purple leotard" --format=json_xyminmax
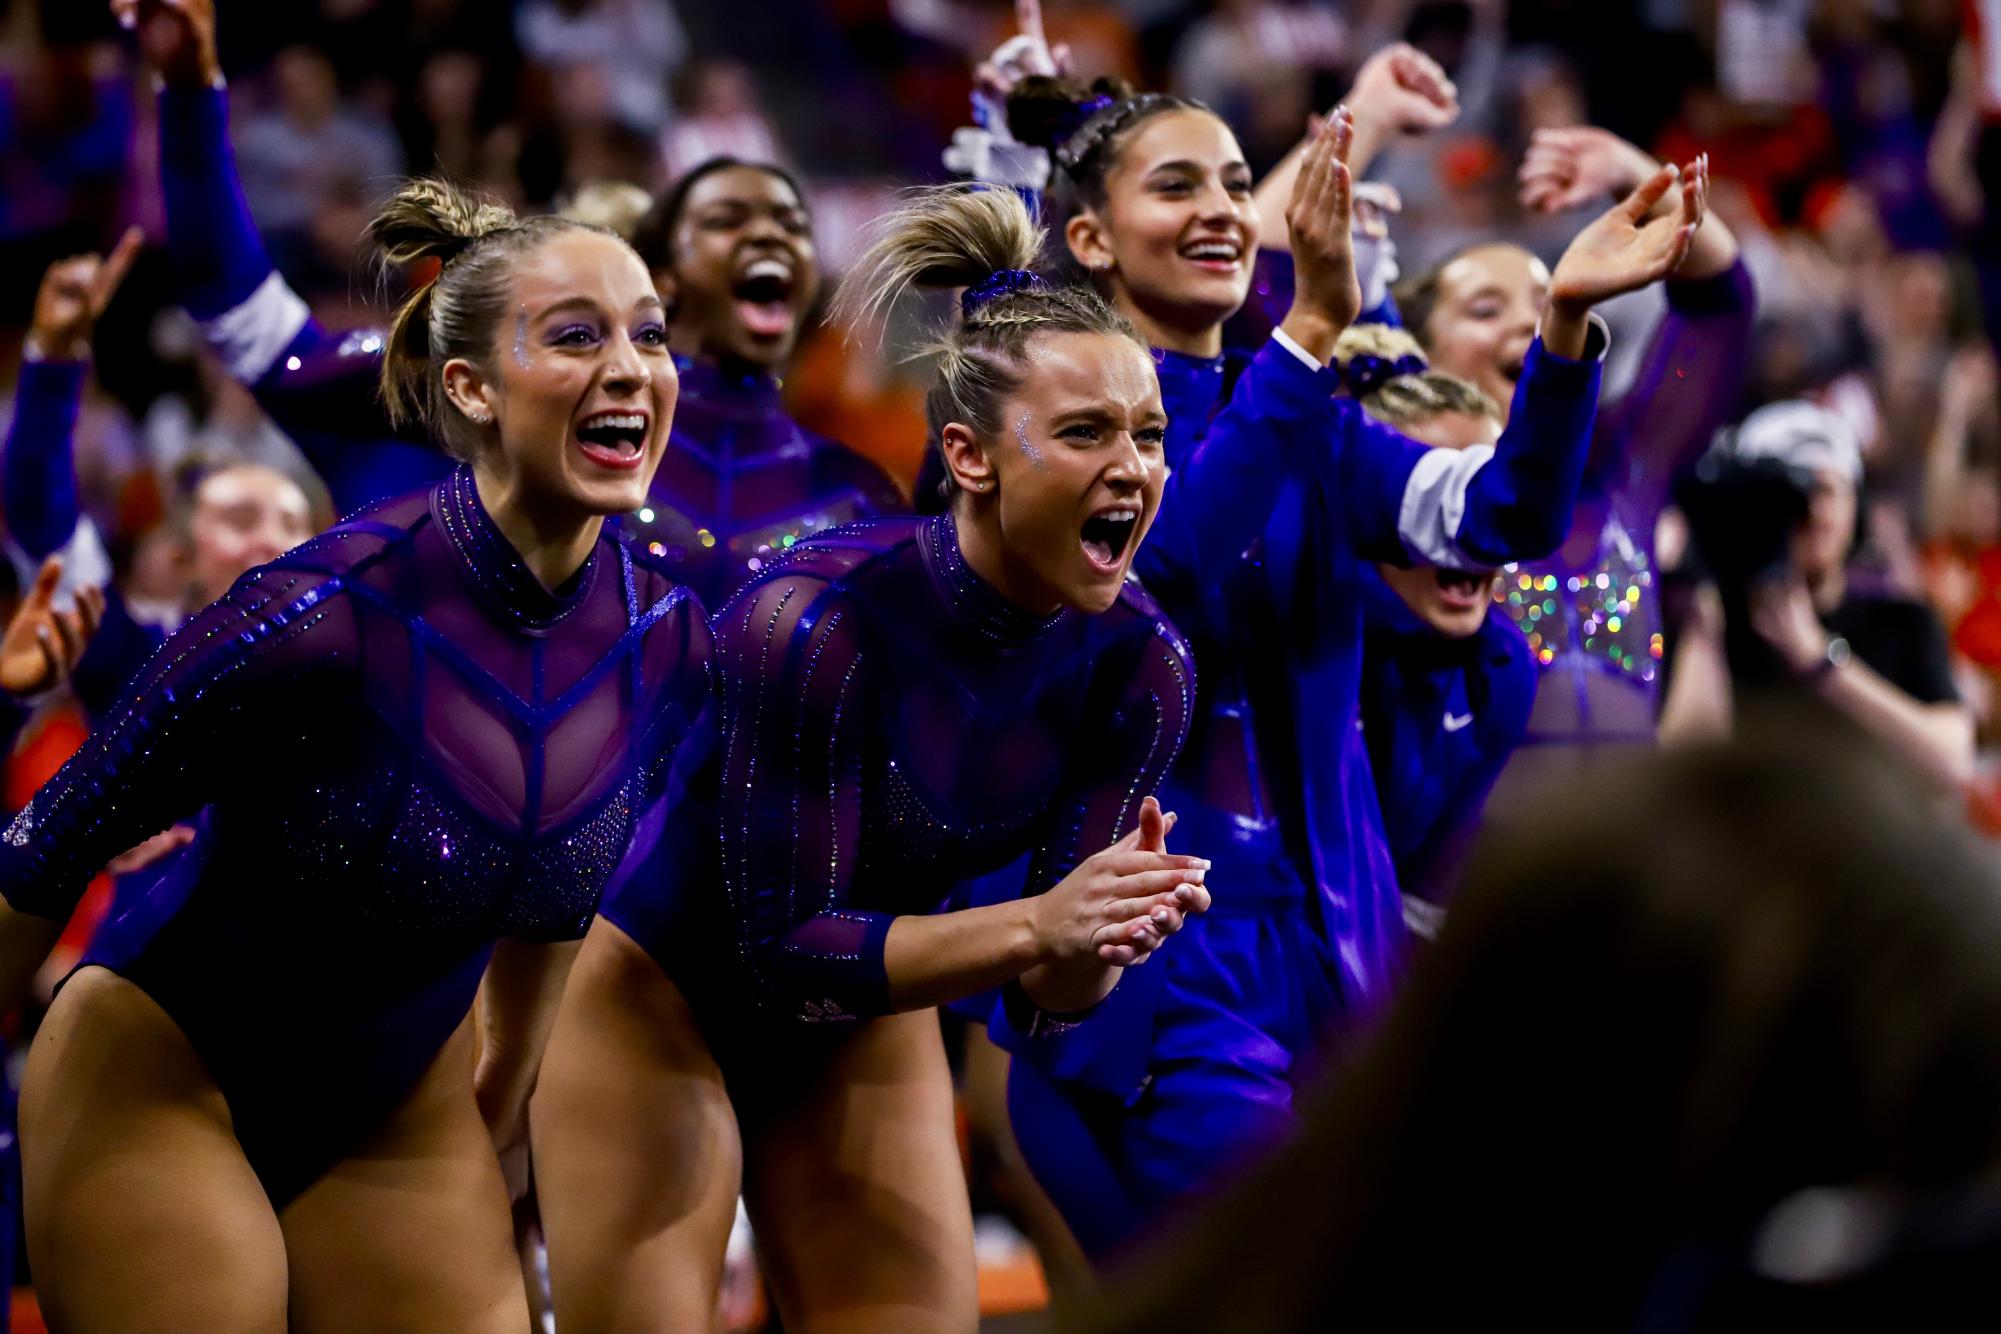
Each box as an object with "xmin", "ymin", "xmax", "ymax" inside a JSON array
[
  {"xmin": 601, "ymin": 512, "xmax": 1193, "ymax": 1099},
  {"xmin": 0, "ymin": 466, "xmax": 711, "ymax": 1204},
  {"xmin": 621, "ymin": 357, "xmax": 904, "ymax": 610},
  {"xmin": 1495, "ymin": 262, "xmax": 1757, "ymax": 753}
]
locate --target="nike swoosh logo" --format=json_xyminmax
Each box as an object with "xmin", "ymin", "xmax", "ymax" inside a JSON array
[{"xmin": 1442, "ymin": 712, "xmax": 1475, "ymax": 733}]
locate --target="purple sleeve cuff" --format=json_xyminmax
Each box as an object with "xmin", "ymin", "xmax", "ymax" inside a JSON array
[
  {"xmin": 767, "ymin": 908, "xmax": 897, "ymax": 1023},
  {"xmin": 3, "ymin": 359, "xmax": 86, "ymax": 558},
  {"xmin": 159, "ymin": 82, "xmax": 278, "ymax": 319},
  {"xmin": 1666, "ymin": 257, "xmax": 1757, "ymax": 317},
  {"xmin": 997, "ymin": 977, "xmax": 1103, "ymax": 1038}
]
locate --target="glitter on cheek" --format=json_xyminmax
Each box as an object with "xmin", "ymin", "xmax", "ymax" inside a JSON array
[
  {"xmin": 513, "ymin": 307, "xmax": 531, "ymax": 370},
  {"xmin": 1014, "ymin": 411, "xmax": 1046, "ymax": 469}
]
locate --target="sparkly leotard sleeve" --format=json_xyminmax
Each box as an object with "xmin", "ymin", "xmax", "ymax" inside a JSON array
[
  {"xmin": 0, "ymin": 559, "xmax": 334, "ymax": 917},
  {"xmin": 0, "ymin": 467, "xmax": 710, "ymax": 1203},
  {"xmin": 159, "ymin": 84, "xmax": 449, "ymax": 513},
  {"xmin": 607, "ymin": 513, "xmax": 1192, "ymax": 1034},
  {"xmin": 1587, "ymin": 260, "xmax": 1757, "ymax": 521}
]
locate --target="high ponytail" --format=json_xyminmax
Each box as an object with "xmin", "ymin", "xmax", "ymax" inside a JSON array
[
  {"xmin": 836, "ymin": 185, "xmax": 1044, "ymax": 330},
  {"xmin": 833, "ymin": 185, "xmax": 1143, "ymax": 505},
  {"xmin": 369, "ymin": 176, "xmax": 618, "ymax": 459}
]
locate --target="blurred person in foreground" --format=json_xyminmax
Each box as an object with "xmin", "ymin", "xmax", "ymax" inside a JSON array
[
  {"xmin": 1067, "ymin": 720, "xmax": 2001, "ymax": 1332},
  {"xmin": 1660, "ymin": 401, "xmax": 1975, "ymax": 790}
]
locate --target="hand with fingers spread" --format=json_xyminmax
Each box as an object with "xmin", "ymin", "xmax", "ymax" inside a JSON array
[
  {"xmin": 1343, "ymin": 42, "xmax": 1459, "ymax": 168},
  {"xmin": 1279, "ymin": 107, "xmax": 1363, "ymax": 363},
  {"xmin": 27, "ymin": 228, "xmax": 143, "ymax": 363},
  {"xmin": 112, "ymin": 0, "xmax": 220, "ymax": 88},
  {"xmin": 1518, "ymin": 126, "xmax": 1662, "ymax": 215},
  {"xmin": 1022, "ymin": 796, "xmax": 1211, "ymax": 1012},
  {"xmin": 1542, "ymin": 157, "xmax": 1707, "ymax": 356},
  {"xmin": 0, "ymin": 557, "xmax": 106, "ymax": 700}
]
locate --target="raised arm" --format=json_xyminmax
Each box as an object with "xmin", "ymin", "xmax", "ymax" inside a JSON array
[
  {"xmin": 1520, "ymin": 127, "xmax": 1754, "ymax": 508},
  {"xmin": 4, "ymin": 360, "xmax": 85, "ymax": 564},
  {"xmin": 135, "ymin": 0, "xmax": 313, "ymax": 383},
  {"xmin": 1335, "ymin": 327, "xmax": 1604, "ymax": 569},
  {"xmin": 716, "ymin": 570, "xmax": 1205, "ymax": 1023},
  {"xmin": 1344, "ymin": 166, "xmax": 1706, "ymax": 568},
  {"xmin": 130, "ymin": 0, "xmax": 441, "ymax": 510},
  {"xmin": 6, "ymin": 235, "xmax": 142, "ymax": 561},
  {"xmin": 1252, "ymin": 43, "xmax": 1459, "ymax": 251}
]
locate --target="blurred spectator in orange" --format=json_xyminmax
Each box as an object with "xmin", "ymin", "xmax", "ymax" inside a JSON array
[{"xmin": 785, "ymin": 319, "xmax": 925, "ymax": 501}]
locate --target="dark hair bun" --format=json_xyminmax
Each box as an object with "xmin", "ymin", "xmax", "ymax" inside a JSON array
[{"xmin": 1005, "ymin": 74, "xmax": 1134, "ymax": 153}]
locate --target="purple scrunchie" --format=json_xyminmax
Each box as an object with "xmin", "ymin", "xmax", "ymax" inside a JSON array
[
  {"xmin": 1052, "ymin": 93, "xmax": 1117, "ymax": 153},
  {"xmin": 962, "ymin": 268, "xmax": 1044, "ymax": 316},
  {"xmin": 1341, "ymin": 352, "xmax": 1427, "ymax": 399}
]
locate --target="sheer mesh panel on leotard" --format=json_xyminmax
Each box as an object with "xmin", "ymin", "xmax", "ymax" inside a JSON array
[{"xmin": 694, "ymin": 513, "xmax": 1193, "ymax": 1024}]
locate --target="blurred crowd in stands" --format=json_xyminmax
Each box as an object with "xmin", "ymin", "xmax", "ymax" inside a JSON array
[{"xmin": 4, "ymin": 0, "xmax": 1997, "ymax": 734}]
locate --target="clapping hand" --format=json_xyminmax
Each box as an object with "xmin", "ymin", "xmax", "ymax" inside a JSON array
[
  {"xmin": 0, "ymin": 557, "xmax": 104, "ymax": 701},
  {"xmin": 1281, "ymin": 107, "xmax": 1362, "ymax": 362},
  {"xmin": 1548, "ymin": 156, "xmax": 1707, "ymax": 318}
]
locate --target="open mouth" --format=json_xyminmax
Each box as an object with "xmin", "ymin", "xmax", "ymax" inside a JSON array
[
  {"xmin": 732, "ymin": 256, "xmax": 796, "ymax": 339},
  {"xmin": 1180, "ymin": 235, "xmax": 1244, "ymax": 273},
  {"xmin": 1434, "ymin": 567, "xmax": 1495, "ymax": 610},
  {"xmin": 1081, "ymin": 506, "xmax": 1141, "ymax": 572},
  {"xmin": 575, "ymin": 410, "xmax": 650, "ymax": 470}
]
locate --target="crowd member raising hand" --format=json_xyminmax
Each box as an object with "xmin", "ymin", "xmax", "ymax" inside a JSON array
[{"xmin": 3, "ymin": 238, "xmax": 320, "ymax": 732}]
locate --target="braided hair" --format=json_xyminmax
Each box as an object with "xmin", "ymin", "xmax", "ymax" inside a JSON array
[
  {"xmin": 834, "ymin": 185, "xmax": 1146, "ymax": 506},
  {"xmin": 1334, "ymin": 324, "xmax": 1500, "ymax": 433},
  {"xmin": 1006, "ymin": 75, "xmax": 1208, "ymax": 220}
]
